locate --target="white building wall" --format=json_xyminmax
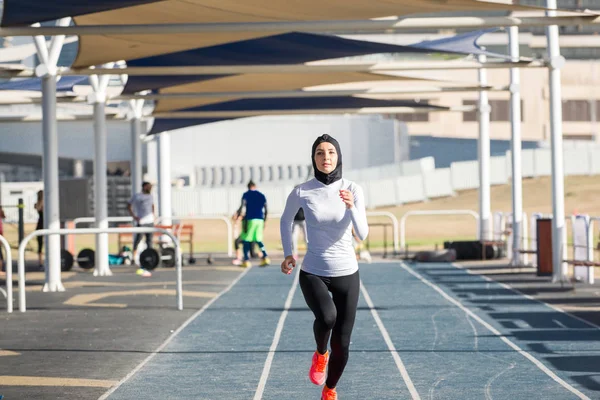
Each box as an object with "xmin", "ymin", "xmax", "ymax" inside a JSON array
[
  {"xmin": 0, "ymin": 120, "xmax": 139, "ymax": 163},
  {"xmin": 166, "ymin": 115, "xmax": 403, "ymax": 178}
]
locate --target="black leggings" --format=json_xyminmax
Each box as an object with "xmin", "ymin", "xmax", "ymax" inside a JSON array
[
  {"xmin": 299, "ymin": 269, "xmax": 360, "ymax": 389},
  {"xmin": 37, "ymin": 236, "xmax": 43, "ymax": 255}
]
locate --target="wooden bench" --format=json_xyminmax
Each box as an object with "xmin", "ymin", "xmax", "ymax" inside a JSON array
[
  {"xmin": 178, "ymin": 224, "xmax": 195, "ymax": 263},
  {"xmin": 117, "ymin": 223, "xmax": 180, "ymax": 251},
  {"xmin": 115, "ymin": 223, "xmax": 198, "ymax": 265}
]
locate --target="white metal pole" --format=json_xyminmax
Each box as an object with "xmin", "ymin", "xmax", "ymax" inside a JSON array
[
  {"xmin": 131, "ymin": 117, "xmax": 143, "ymax": 195},
  {"xmin": 119, "ymin": 86, "xmax": 501, "ymax": 101},
  {"xmin": 40, "ymin": 74, "xmax": 64, "ymax": 292},
  {"xmin": 1, "ymin": 235, "xmax": 13, "ymax": 312},
  {"xmin": 4, "ymin": 16, "xmax": 600, "ymax": 37},
  {"xmin": 478, "ymin": 54, "xmax": 492, "ymax": 241},
  {"xmin": 46, "ymin": 18, "xmax": 71, "ymax": 67},
  {"xmin": 17, "ymin": 227, "xmax": 183, "ymax": 312},
  {"xmin": 146, "ymin": 137, "xmax": 158, "ymax": 183},
  {"xmin": 158, "ymin": 132, "xmax": 172, "ymax": 226},
  {"xmin": 509, "ymin": 26, "xmax": 524, "ymax": 266},
  {"xmin": 546, "ymin": 0, "xmax": 568, "ymax": 282},
  {"xmin": 92, "ymin": 96, "xmax": 111, "ymax": 276},
  {"xmin": 58, "ymin": 60, "xmax": 546, "ymax": 77}
]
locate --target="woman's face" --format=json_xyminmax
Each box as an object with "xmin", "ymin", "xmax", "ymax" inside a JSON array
[{"xmin": 314, "ymin": 142, "xmax": 338, "ymax": 174}]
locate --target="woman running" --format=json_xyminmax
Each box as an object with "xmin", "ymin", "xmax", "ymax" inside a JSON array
[{"xmin": 280, "ymin": 134, "xmax": 368, "ymax": 400}]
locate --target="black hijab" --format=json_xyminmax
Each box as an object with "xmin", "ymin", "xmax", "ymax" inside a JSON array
[{"xmin": 311, "ymin": 134, "xmax": 342, "ymax": 185}]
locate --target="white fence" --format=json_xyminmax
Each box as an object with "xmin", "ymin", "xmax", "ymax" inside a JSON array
[
  {"xmin": 191, "ymin": 157, "xmax": 436, "ymax": 189},
  {"xmin": 172, "ymin": 147, "xmax": 600, "ymax": 215},
  {"xmin": 3, "ymin": 146, "xmax": 600, "ymax": 221}
]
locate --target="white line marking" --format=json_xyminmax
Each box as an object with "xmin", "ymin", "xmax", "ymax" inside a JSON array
[
  {"xmin": 97, "ymin": 266, "xmax": 253, "ymax": 400},
  {"xmin": 400, "ymin": 262, "xmax": 590, "ymax": 400},
  {"xmin": 430, "ymin": 309, "xmax": 444, "ymax": 352},
  {"xmin": 428, "ymin": 377, "xmax": 445, "ymax": 400},
  {"xmin": 485, "ymin": 362, "xmax": 515, "ymax": 400},
  {"xmin": 0, "ymin": 287, "xmax": 6, "ymax": 299},
  {"xmin": 360, "ymin": 280, "xmax": 421, "ymax": 400},
  {"xmin": 454, "ymin": 263, "xmax": 600, "ymax": 331},
  {"xmin": 253, "ymin": 268, "xmax": 300, "ymax": 400},
  {"xmin": 464, "ymin": 313, "xmax": 479, "ymax": 351},
  {"xmin": 553, "ymin": 319, "xmax": 568, "ymax": 329}
]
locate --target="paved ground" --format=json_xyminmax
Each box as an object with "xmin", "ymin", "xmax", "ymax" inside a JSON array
[
  {"xmin": 0, "ymin": 256, "xmax": 244, "ymax": 400},
  {"xmin": 2, "ymin": 256, "xmax": 600, "ymax": 399}
]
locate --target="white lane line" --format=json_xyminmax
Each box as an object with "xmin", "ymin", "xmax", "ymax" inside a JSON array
[
  {"xmin": 360, "ymin": 280, "xmax": 421, "ymax": 400},
  {"xmin": 400, "ymin": 262, "xmax": 590, "ymax": 400},
  {"xmin": 97, "ymin": 266, "xmax": 253, "ymax": 400},
  {"xmin": 553, "ymin": 319, "xmax": 568, "ymax": 329},
  {"xmin": 455, "ymin": 263, "xmax": 600, "ymax": 331},
  {"xmin": 253, "ymin": 268, "xmax": 300, "ymax": 400}
]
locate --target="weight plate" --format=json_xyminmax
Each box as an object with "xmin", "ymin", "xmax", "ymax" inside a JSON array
[
  {"xmin": 61, "ymin": 249, "xmax": 74, "ymax": 272},
  {"xmin": 77, "ymin": 248, "xmax": 95, "ymax": 269},
  {"xmin": 140, "ymin": 248, "xmax": 160, "ymax": 270},
  {"xmin": 161, "ymin": 247, "xmax": 176, "ymax": 268}
]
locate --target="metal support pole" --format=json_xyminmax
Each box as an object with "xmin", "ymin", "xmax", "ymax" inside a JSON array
[
  {"xmin": 92, "ymin": 98, "xmax": 111, "ymax": 276},
  {"xmin": 509, "ymin": 26, "xmax": 524, "ymax": 266},
  {"xmin": 131, "ymin": 117, "xmax": 143, "ymax": 195},
  {"xmin": 4, "ymin": 16, "xmax": 600, "ymax": 37},
  {"xmin": 546, "ymin": 0, "xmax": 568, "ymax": 283},
  {"xmin": 17, "ymin": 198, "xmax": 24, "ymax": 245},
  {"xmin": 478, "ymin": 54, "xmax": 491, "ymax": 241},
  {"xmin": 158, "ymin": 132, "xmax": 172, "ymax": 226},
  {"xmin": 146, "ymin": 137, "xmax": 158, "ymax": 183},
  {"xmin": 35, "ymin": 19, "xmax": 70, "ymax": 292},
  {"xmin": 41, "ymin": 75, "xmax": 64, "ymax": 292}
]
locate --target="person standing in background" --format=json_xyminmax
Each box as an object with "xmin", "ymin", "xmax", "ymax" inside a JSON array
[
  {"xmin": 127, "ymin": 182, "xmax": 155, "ymax": 277},
  {"xmin": 34, "ymin": 190, "xmax": 44, "ymax": 270},
  {"xmin": 236, "ymin": 180, "xmax": 270, "ymax": 268}
]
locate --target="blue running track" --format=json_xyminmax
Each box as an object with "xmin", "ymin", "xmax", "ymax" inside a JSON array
[{"xmin": 101, "ymin": 261, "xmax": 600, "ymax": 400}]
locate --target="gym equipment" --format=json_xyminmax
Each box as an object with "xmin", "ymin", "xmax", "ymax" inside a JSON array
[
  {"xmin": 139, "ymin": 247, "xmax": 178, "ymax": 270},
  {"xmin": 412, "ymin": 249, "xmax": 457, "ymax": 263},
  {"xmin": 443, "ymin": 240, "xmax": 504, "ymax": 261},
  {"xmin": 77, "ymin": 249, "xmax": 95, "ymax": 269},
  {"xmin": 161, "ymin": 247, "xmax": 176, "ymax": 268},
  {"xmin": 61, "ymin": 249, "xmax": 74, "ymax": 271},
  {"xmin": 60, "ymin": 248, "xmax": 96, "ymax": 271},
  {"xmin": 140, "ymin": 248, "xmax": 160, "ymax": 270}
]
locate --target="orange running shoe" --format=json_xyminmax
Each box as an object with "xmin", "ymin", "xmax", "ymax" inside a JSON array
[
  {"xmin": 309, "ymin": 350, "xmax": 329, "ymax": 385},
  {"xmin": 321, "ymin": 385, "xmax": 337, "ymax": 400}
]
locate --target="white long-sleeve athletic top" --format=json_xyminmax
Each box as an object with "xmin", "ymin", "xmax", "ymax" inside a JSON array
[{"xmin": 280, "ymin": 178, "xmax": 369, "ymax": 277}]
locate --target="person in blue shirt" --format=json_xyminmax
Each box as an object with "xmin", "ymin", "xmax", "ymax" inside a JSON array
[{"xmin": 236, "ymin": 180, "xmax": 270, "ymax": 268}]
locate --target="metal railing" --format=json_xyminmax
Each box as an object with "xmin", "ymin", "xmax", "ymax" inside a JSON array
[
  {"xmin": 270, "ymin": 211, "xmax": 400, "ymax": 254},
  {"xmin": 70, "ymin": 216, "xmax": 134, "ymax": 251},
  {"xmin": 15, "ymin": 227, "xmax": 183, "ymax": 313},
  {"xmin": 72, "ymin": 216, "xmax": 134, "ymax": 228},
  {"xmin": 365, "ymin": 211, "xmax": 400, "ymax": 254},
  {"xmin": 155, "ymin": 215, "xmax": 234, "ymax": 257},
  {"xmin": 1, "ymin": 235, "xmax": 13, "ymax": 313},
  {"xmin": 400, "ymin": 210, "xmax": 480, "ymax": 251}
]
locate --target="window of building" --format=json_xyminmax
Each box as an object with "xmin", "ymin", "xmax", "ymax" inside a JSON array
[
  {"xmin": 393, "ymin": 113, "xmax": 430, "ymax": 122},
  {"xmin": 563, "ymin": 100, "xmax": 591, "ymax": 121},
  {"xmin": 462, "ymin": 100, "xmax": 524, "ymax": 122}
]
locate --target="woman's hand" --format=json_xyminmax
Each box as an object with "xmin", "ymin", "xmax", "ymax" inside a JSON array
[
  {"xmin": 339, "ymin": 190, "xmax": 354, "ymax": 209},
  {"xmin": 281, "ymin": 255, "xmax": 296, "ymax": 275}
]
